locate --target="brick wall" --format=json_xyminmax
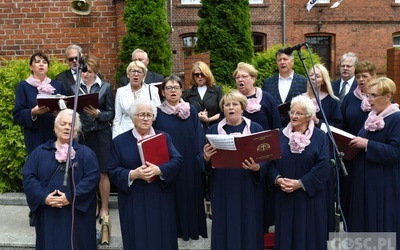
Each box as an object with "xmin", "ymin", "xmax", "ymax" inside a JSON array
[{"xmin": 0, "ymin": 0, "xmax": 119, "ymax": 87}]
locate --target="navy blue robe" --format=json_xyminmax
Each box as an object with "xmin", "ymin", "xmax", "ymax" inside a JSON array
[
  {"xmin": 269, "ymin": 128, "xmax": 330, "ymax": 250},
  {"xmin": 207, "ymin": 121, "xmax": 268, "ymax": 250},
  {"xmin": 22, "ymin": 140, "xmax": 100, "ymax": 250},
  {"xmin": 348, "ymin": 112, "xmax": 400, "ymax": 247},
  {"xmin": 153, "ymin": 105, "xmax": 208, "ymax": 241},
  {"xmin": 316, "ymin": 95, "xmax": 342, "ymax": 128},
  {"xmin": 13, "ymin": 80, "xmax": 64, "ymax": 154},
  {"xmin": 108, "ymin": 130, "xmax": 183, "ymax": 250},
  {"xmin": 339, "ymin": 91, "xmax": 369, "ymax": 222}
]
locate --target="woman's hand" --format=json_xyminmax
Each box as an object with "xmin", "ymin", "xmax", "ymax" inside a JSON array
[
  {"xmin": 83, "ymin": 105, "xmax": 99, "ymax": 118},
  {"xmin": 277, "ymin": 177, "xmax": 301, "ymax": 193},
  {"xmin": 32, "ymin": 105, "xmax": 50, "ymax": 116},
  {"xmin": 349, "ymin": 136, "xmax": 368, "ymax": 149},
  {"xmin": 203, "ymin": 143, "xmax": 217, "ymax": 163},
  {"xmin": 45, "ymin": 190, "xmax": 70, "ymax": 208},
  {"xmin": 242, "ymin": 157, "xmax": 260, "ymax": 171},
  {"xmin": 198, "ymin": 109, "xmax": 209, "ymax": 123}
]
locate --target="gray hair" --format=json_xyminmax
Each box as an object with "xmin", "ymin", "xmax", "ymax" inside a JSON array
[
  {"xmin": 54, "ymin": 109, "xmax": 81, "ymax": 139},
  {"xmin": 129, "ymin": 99, "xmax": 158, "ymax": 121},
  {"xmin": 131, "ymin": 48, "xmax": 148, "ymax": 60},
  {"xmin": 290, "ymin": 95, "xmax": 316, "ymax": 118},
  {"xmin": 65, "ymin": 44, "xmax": 82, "ymax": 57},
  {"xmin": 340, "ymin": 52, "xmax": 358, "ymax": 67}
]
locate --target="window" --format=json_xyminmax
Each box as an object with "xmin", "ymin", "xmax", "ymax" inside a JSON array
[
  {"xmin": 182, "ymin": 0, "xmax": 263, "ymax": 3},
  {"xmin": 182, "ymin": 35, "xmax": 198, "ymax": 58},
  {"xmin": 317, "ymin": 0, "xmax": 330, "ymax": 3},
  {"xmin": 394, "ymin": 34, "xmax": 400, "ymax": 47},
  {"xmin": 396, "ymin": 0, "xmax": 400, "ymax": 3},
  {"xmin": 181, "ymin": 0, "xmax": 201, "ymax": 4},
  {"xmin": 252, "ymin": 34, "xmax": 266, "ymax": 53}
]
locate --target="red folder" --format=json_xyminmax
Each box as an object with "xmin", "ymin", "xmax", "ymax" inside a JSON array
[
  {"xmin": 320, "ymin": 124, "xmax": 361, "ymax": 160},
  {"xmin": 206, "ymin": 129, "xmax": 281, "ymax": 168},
  {"xmin": 37, "ymin": 93, "xmax": 99, "ymax": 113},
  {"xmin": 148, "ymin": 82, "xmax": 163, "ymax": 100},
  {"xmin": 278, "ymin": 102, "xmax": 290, "ymax": 115},
  {"xmin": 137, "ymin": 133, "xmax": 170, "ymax": 182}
]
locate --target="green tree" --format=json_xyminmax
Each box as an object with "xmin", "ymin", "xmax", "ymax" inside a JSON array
[
  {"xmin": 0, "ymin": 57, "xmax": 68, "ymax": 192},
  {"xmin": 196, "ymin": 0, "xmax": 253, "ymax": 87},
  {"xmin": 253, "ymin": 44, "xmax": 323, "ymax": 87},
  {"xmin": 115, "ymin": 0, "xmax": 172, "ymax": 83}
]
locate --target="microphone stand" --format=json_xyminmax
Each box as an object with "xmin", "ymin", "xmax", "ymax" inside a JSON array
[
  {"xmin": 62, "ymin": 53, "xmax": 84, "ymax": 250},
  {"xmin": 294, "ymin": 45, "xmax": 347, "ymax": 233}
]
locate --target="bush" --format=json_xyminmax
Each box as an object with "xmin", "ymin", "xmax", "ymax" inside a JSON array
[
  {"xmin": 0, "ymin": 57, "xmax": 68, "ymax": 192},
  {"xmin": 253, "ymin": 44, "xmax": 323, "ymax": 87}
]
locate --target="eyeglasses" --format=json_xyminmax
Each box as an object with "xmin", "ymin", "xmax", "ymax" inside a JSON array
[
  {"xmin": 366, "ymin": 93, "xmax": 382, "ymax": 99},
  {"xmin": 68, "ymin": 57, "xmax": 78, "ymax": 62},
  {"xmin": 235, "ymin": 74, "xmax": 250, "ymax": 80},
  {"xmin": 130, "ymin": 70, "xmax": 143, "ymax": 75},
  {"xmin": 194, "ymin": 73, "xmax": 205, "ymax": 78},
  {"xmin": 340, "ymin": 64, "xmax": 354, "ymax": 69},
  {"xmin": 135, "ymin": 113, "xmax": 154, "ymax": 120},
  {"xmin": 165, "ymin": 86, "xmax": 181, "ymax": 91},
  {"xmin": 288, "ymin": 111, "xmax": 306, "ymax": 117}
]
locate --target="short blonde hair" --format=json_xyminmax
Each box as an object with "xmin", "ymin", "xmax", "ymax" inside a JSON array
[
  {"xmin": 367, "ymin": 77, "xmax": 396, "ymax": 96},
  {"xmin": 126, "ymin": 60, "xmax": 147, "ymax": 78},
  {"xmin": 219, "ymin": 89, "xmax": 248, "ymax": 111},
  {"xmin": 232, "ymin": 62, "xmax": 258, "ymax": 79}
]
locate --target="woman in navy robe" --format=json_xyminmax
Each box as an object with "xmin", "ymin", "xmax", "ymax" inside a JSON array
[
  {"xmin": 339, "ymin": 61, "xmax": 376, "ymax": 222},
  {"xmin": 269, "ymin": 95, "xmax": 330, "ymax": 250},
  {"xmin": 231, "ymin": 62, "xmax": 282, "ymax": 232},
  {"xmin": 22, "ymin": 109, "xmax": 100, "ymax": 250},
  {"xmin": 154, "ymin": 75, "xmax": 208, "ymax": 241},
  {"xmin": 203, "ymin": 89, "xmax": 268, "ymax": 250},
  {"xmin": 13, "ymin": 52, "xmax": 64, "ymax": 154},
  {"xmin": 108, "ymin": 99, "xmax": 183, "ymax": 250},
  {"xmin": 348, "ymin": 77, "xmax": 400, "ymax": 247}
]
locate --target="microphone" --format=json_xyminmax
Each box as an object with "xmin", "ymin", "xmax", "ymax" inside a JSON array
[{"xmin": 282, "ymin": 43, "xmax": 308, "ymax": 54}]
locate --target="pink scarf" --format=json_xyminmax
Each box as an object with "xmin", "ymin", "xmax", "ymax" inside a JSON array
[
  {"xmin": 246, "ymin": 87, "xmax": 262, "ymax": 113},
  {"xmin": 132, "ymin": 125, "xmax": 156, "ymax": 141},
  {"xmin": 55, "ymin": 143, "xmax": 76, "ymax": 163},
  {"xmin": 283, "ymin": 119, "xmax": 315, "ymax": 154},
  {"xmin": 302, "ymin": 92, "xmax": 328, "ymax": 112},
  {"xmin": 159, "ymin": 99, "xmax": 190, "ymax": 120},
  {"xmin": 364, "ymin": 103, "xmax": 399, "ymax": 132},
  {"xmin": 26, "ymin": 74, "xmax": 55, "ymax": 94},
  {"xmin": 353, "ymin": 85, "xmax": 371, "ymax": 112},
  {"xmin": 217, "ymin": 117, "xmax": 252, "ymax": 135}
]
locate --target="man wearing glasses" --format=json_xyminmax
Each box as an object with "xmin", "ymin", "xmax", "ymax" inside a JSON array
[
  {"xmin": 331, "ymin": 52, "xmax": 359, "ymax": 103},
  {"xmin": 119, "ymin": 48, "xmax": 164, "ymax": 88},
  {"xmin": 56, "ymin": 44, "xmax": 103, "ymax": 96}
]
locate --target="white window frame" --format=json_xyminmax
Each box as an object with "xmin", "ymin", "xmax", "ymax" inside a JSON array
[
  {"xmin": 181, "ymin": 0, "xmax": 201, "ymax": 4},
  {"xmin": 318, "ymin": 0, "xmax": 330, "ymax": 3},
  {"xmin": 394, "ymin": 35, "xmax": 400, "ymax": 47},
  {"xmin": 396, "ymin": 0, "xmax": 400, "ymax": 3},
  {"xmin": 181, "ymin": 0, "xmax": 264, "ymax": 3}
]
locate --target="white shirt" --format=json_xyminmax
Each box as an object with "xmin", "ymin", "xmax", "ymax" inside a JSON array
[
  {"xmin": 340, "ymin": 76, "xmax": 355, "ymax": 96},
  {"xmin": 278, "ymin": 71, "xmax": 294, "ymax": 103}
]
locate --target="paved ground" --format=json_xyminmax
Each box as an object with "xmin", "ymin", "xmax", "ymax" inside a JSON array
[{"xmin": 0, "ymin": 193, "xmax": 211, "ymax": 250}]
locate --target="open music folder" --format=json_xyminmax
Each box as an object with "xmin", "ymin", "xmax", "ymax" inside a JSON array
[
  {"xmin": 206, "ymin": 129, "xmax": 281, "ymax": 168},
  {"xmin": 37, "ymin": 92, "xmax": 99, "ymax": 113}
]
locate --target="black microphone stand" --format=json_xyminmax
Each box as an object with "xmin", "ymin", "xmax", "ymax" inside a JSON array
[
  {"xmin": 293, "ymin": 45, "xmax": 347, "ymax": 233},
  {"xmin": 62, "ymin": 53, "xmax": 85, "ymax": 250}
]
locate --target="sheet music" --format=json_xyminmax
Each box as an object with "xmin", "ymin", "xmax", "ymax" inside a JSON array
[{"xmin": 206, "ymin": 134, "xmax": 237, "ymax": 150}]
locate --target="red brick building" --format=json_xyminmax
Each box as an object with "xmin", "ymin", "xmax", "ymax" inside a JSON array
[{"xmin": 1, "ymin": 0, "xmax": 400, "ymax": 89}]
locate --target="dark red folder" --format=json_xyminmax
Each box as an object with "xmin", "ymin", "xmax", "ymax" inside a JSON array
[
  {"xmin": 206, "ymin": 129, "xmax": 281, "ymax": 168},
  {"xmin": 137, "ymin": 133, "xmax": 170, "ymax": 182},
  {"xmin": 321, "ymin": 124, "xmax": 361, "ymax": 160},
  {"xmin": 37, "ymin": 93, "xmax": 99, "ymax": 113}
]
